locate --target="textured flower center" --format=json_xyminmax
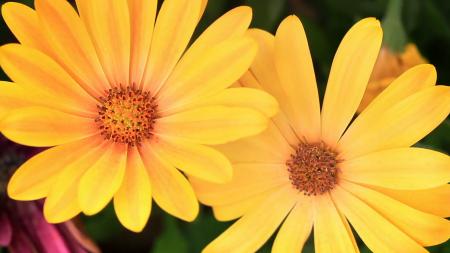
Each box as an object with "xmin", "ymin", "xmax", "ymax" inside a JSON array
[
  {"xmin": 95, "ymin": 87, "xmax": 158, "ymax": 146},
  {"xmin": 286, "ymin": 142, "xmax": 340, "ymax": 195}
]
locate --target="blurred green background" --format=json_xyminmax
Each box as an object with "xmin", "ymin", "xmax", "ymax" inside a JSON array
[{"xmin": 0, "ymin": 0, "xmax": 449, "ymax": 252}]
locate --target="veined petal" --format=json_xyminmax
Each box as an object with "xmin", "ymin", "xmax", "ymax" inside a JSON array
[
  {"xmin": 7, "ymin": 136, "xmax": 102, "ymax": 201},
  {"xmin": 339, "ymin": 86, "xmax": 450, "ymax": 159},
  {"xmin": 177, "ymin": 87, "xmax": 278, "ymax": 118},
  {"xmin": 1, "ymin": 2, "xmax": 51, "ymax": 54},
  {"xmin": 0, "ymin": 82, "xmax": 90, "ymax": 120},
  {"xmin": 0, "ymin": 212, "xmax": 12, "ymax": 246},
  {"xmin": 44, "ymin": 139, "xmax": 108, "ymax": 223},
  {"xmin": 79, "ymin": 143, "xmax": 127, "ymax": 215},
  {"xmin": 274, "ymin": 15, "xmax": 321, "ymax": 141},
  {"xmin": 212, "ymin": 191, "xmax": 269, "ymax": 221},
  {"xmin": 368, "ymin": 185, "xmax": 450, "ymax": 217},
  {"xmin": 0, "ymin": 44, "xmax": 96, "ymax": 116},
  {"xmin": 340, "ymin": 148, "xmax": 450, "ymax": 190},
  {"xmin": 155, "ymin": 137, "xmax": 232, "ymax": 184},
  {"xmin": 313, "ymin": 193, "xmax": 358, "ymax": 253},
  {"xmin": 128, "ymin": 0, "xmax": 157, "ymax": 86},
  {"xmin": 321, "ymin": 18, "xmax": 382, "ymax": 145},
  {"xmin": 142, "ymin": 0, "xmax": 201, "ymax": 93},
  {"xmin": 168, "ymin": 6, "xmax": 252, "ymax": 82},
  {"xmin": 272, "ymin": 197, "xmax": 313, "ymax": 253},
  {"xmin": 157, "ymin": 106, "xmax": 268, "ymax": 145},
  {"xmin": 332, "ymin": 186, "xmax": 428, "ymax": 253},
  {"xmin": 340, "ymin": 64, "xmax": 437, "ymax": 153},
  {"xmin": 216, "ymin": 121, "xmax": 293, "ymax": 164},
  {"xmin": 191, "ymin": 163, "xmax": 289, "ymax": 206},
  {"xmin": 139, "ymin": 141, "xmax": 199, "ymax": 221},
  {"xmin": 203, "ymin": 185, "xmax": 298, "ymax": 253},
  {"xmin": 340, "ymin": 181, "xmax": 450, "ymax": 246},
  {"xmin": 114, "ymin": 147, "xmax": 152, "ymax": 233},
  {"xmin": 158, "ymin": 37, "xmax": 257, "ymax": 113},
  {"xmin": 76, "ymin": 0, "xmax": 130, "ymax": 86},
  {"xmin": 36, "ymin": 0, "xmax": 109, "ymax": 97},
  {"xmin": 1, "ymin": 107, "xmax": 98, "ymax": 147}
]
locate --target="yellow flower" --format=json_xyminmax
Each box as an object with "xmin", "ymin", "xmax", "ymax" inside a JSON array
[
  {"xmin": 0, "ymin": 0, "xmax": 278, "ymax": 232},
  {"xmin": 358, "ymin": 44, "xmax": 427, "ymax": 112},
  {"xmin": 192, "ymin": 16, "xmax": 450, "ymax": 253}
]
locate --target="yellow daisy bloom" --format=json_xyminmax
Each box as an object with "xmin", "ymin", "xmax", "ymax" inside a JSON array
[
  {"xmin": 0, "ymin": 0, "xmax": 278, "ymax": 232},
  {"xmin": 358, "ymin": 43, "xmax": 428, "ymax": 112},
  {"xmin": 192, "ymin": 15, "xmax": 450, "ymax": 252}
]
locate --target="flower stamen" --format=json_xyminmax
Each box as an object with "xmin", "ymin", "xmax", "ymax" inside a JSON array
[
  {"xmin": 95, "ymin": 87, "xmax": 158, "ymax": 146},
  {"xmin": 286, "ymin": 142, "xmax": 340, "ymax": 195}
]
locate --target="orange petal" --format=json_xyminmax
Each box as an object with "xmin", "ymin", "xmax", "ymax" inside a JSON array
[
  {"xmin": 321, "ymin": 18, "xmax": 382, "ymax": 145},
  {"xmin": 78, "ymin": 143, "xmax": 127, "ymax": 215},
  {"xmin": 139, "ymin": 141, "xmax": 199, "ymax": 221},
  {"xmin": 127, "ymin": 0, "xmax": 157, "ymax": 86},
  {"xmin": 1, "ymin": 106, "xmax": 98, "ymax": 147},
  {"xmin": 36, "ymin": 0, "xmax": 109, "ymax": 97},
  {"xmin": 76, "ymin": 0, "xmax": 130, "ymax": 86},
  {"xmin": 142, "ymin": 0, "xmax": 201, "ymax": 93},
  {"xmin": 1, "ymin": 2, "xmax": 51, "ymax": 54},
  {"xmin": 7, "ymin": 136, "xmax": 101, "ymax": 201},
  {"xmin": 44, "ymin": 139, "xmax": 108, "ymax": 223},
  {"xmin": 114, "ymin": 147, "xmax": 152, "ymax": 232}
]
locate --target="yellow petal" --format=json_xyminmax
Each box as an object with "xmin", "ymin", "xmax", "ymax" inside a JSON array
[
  {"xmin": 1, "ymin": 107, "xmax": 97, "ymax": 147},
  {"xmin": 158, "ymin": 37, "xmax": 257, "ymax": 113},
  {"xmin": 341, "ymin": 181, "xmax": 450, "ymax": 246},
  {"xmin": 44, "ymin": 139, "xmax": 108, "ymax": 223},
  {"xmin": 340, "ymin": 64, "xmax": 437, "ymax": 153},
  {"xmin": 313, "ymin": 193, "xmax": 358, "ymax": 253},
  {"xmin": 191, "ymin": 163, "xmax": 289, "ymax": 206},
  {"xmin": 36, "ymin": 0, "xmax": 109, "ymax": 97},
  {"xmin": 176, "ymin": 87, "xmax": 278, "ymax": 118},
  {"xmin": 203, "ymin": 185, "xmax": 298, "ymax": 253},
  {"xmin": 274, "ymin": 15, "xmax": 321, "ymax": 141},
  {"xmin": 341, "ymin": 148, "xmax": 450, "ymax": 190},
  {"xmin": 200, "ymin": 0, "xmax": 208, "ymax": 18},
  {"xmin": 139, "ymin": 141, "xmax": 199, "ymax": 221},
  {"xmin": 76, "ymin": 0, "xmax": 130, "ymax": 86},
  {"xmin": 332, "ymin": 186, "xmax": 428, "ymax": 253},
  {"xmin": 216, "ymin": 121, "xmax": 293, "ymax": 164},
  {"xmin": 272, "ymin": 197, "xmax": 313, "ymax": 253},
  {"xmin": 0, "ymin": 81, "xmax": 91, "ymax": 119},
  {"xmin": 169, "ymin": 6, "xmax": 252, "ymax": 83},
  {"xmin": 79, "ymin": 143, "xmax": 127, "ymax": 215},
  {"xmin": 142, "ymin": 0, "xmax": 201, "ymax": 93},
  {"xmin": 339, "ymin": 86, "xmax": 450, "ymax": 159},
  {"xmin": 212, "ymin": 191, "xmax": 269, "ymax": 222},
  {"xmin": 1, "ymin": 2, "xmax": 51, "ymax": 54},
  {"xmin": 114, "ymin": 147, "xmax": 152, "ymax": 232},
  {"xmin": 157, "ymin": 106, "xmax": 268, "ymax": 145},
  {"xmin": 128, "ymin": 0, "xmax": 157, "ymax": 86},
  {"xmin": 0, "ymin": 44, "xmax": 96, "ymax": 116},
  {"xmin": 7, "ymin": 136, "xmax": 101, "ymax": 201},
  {"xmin": 368, "ymin": 184, "xmax": 450, "ymax": 217},
  {"xmin": 321, "ymin": 18, "xmax": 382, "ymax": 145},
  {"xmin": 155, "ymin": 137, "xmax": 232, "ymax": 184}
]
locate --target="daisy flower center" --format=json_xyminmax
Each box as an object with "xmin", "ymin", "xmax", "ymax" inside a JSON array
[
  {"xmin": 286, "ymin": 142, "xmax": 340, "ymax": 196},
  {"xmin": 95, "ymin": 87, "xmax": 159, "ymax": 146}
]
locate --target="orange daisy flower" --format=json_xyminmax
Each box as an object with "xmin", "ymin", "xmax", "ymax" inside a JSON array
[
  {"xmin": 0, "ymin": 0, "xmax": 278, "ymax": 232},
  {"xmin": 192, "ymin": 16, "xmax": 450, "ymax": 252}
]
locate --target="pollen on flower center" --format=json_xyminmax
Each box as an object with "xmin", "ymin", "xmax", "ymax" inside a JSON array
[
  {"xmin": 286, "ymin": 142, "xmax": 340, "ymax": 196},
  {"xmin": 95, "ymin": 87, "xmax": 158, "ymax": 146}
]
